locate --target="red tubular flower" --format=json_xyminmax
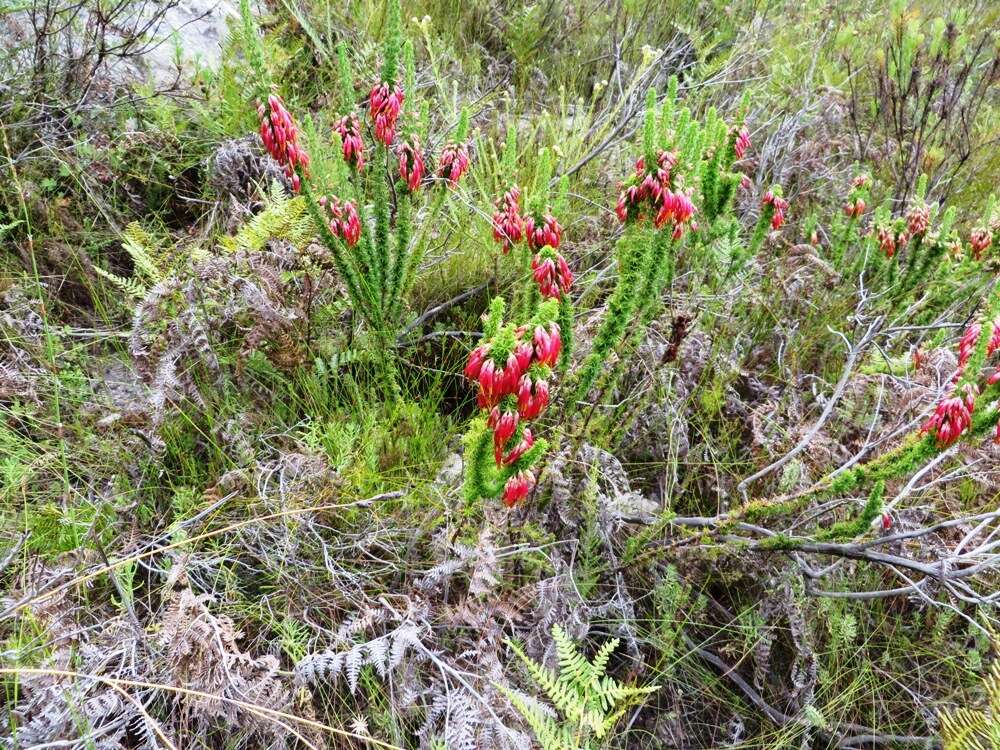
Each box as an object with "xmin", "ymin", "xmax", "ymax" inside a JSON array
[
  {"xmin": 525, "ymin": 214, "xmax": 562, "ymax": 250},
  {"xmin": 876, "ymin": 224, "xmax": 898, "ymax": 258},
  {"xmin": 502, "ymin": 352, "xmax": 524, "ymax": 395},
  {"xmin": 843, "ymin": 198, "xmax": 866, "ymax": 219},
  {"xmin": 502, "ymin": 428, "xmax": 534, "ymax": 466},
  {"xmin": 492, "ymin": 186, "xmax": 525, "ymax": 253},
  {"xmin": 489, "ymin": 407, "xmax": 520, "ymax": 465},
  {"xmin": 397, "ymin": 137, "xmax": 425, "ymax": 192},
  {"xmin": 969, "ymin": 227, "xmax": 993, "ymax": 260},
  {"xmin": 502, "ymin": 470, "xmax": 535, "ymax": 507},
  {"xmin": 533, "ymin": 322, "xmax": 562, "ymax": 368},
  {"xmin": 616, "ymin": 184, "xmax": 641, "ymax": 223},
  {"xmin": 906, "ymin": 204, "xmax": 930, "ymax": 237},
  {"xmin": 341, "ymin": 202, "xmax": 361, "ymax": 245},
  {"xmin": 464, "ymin": 345, "xmax": 488, "ymax": 381},
  {"xmin": 733, "ymin": 126, "xmax": 751, "ymax": 160},
  {"xmin": 851, "ymin": 174, "xmax": 872, "ymax": 190},
  {"xmin": 437, "ymin": 143, "xmax": 470, "ymax": 186},
  {"xmin": 739, "ymin": 174, "xmax": 752, "ymax": 191},
  {"xmin": 881, "ymin": 512, "xmax": 893, "ymax": 531},
  {"xmin": 334, "ymin": 113, "xmax": 365, "ymax": 171},
  {"xmin": 654, "ymin": 189, "xmax": 696, "ymax": 232},
  {"xmin": 257, "ymin": 93, "xmax": 310, "ymax": 192},
  {"xmin": 762, "ymin": 190, "xmax": 789, "ymax": 230},
  {"xmin": 988, "ymin": 320, "xmax": 1000, "ymax": 358},
  {"xmin": 920, "ymin": 383, "xmax": 978, "ymax": 447},
  {"xmin": 477, "ymin": 358, "xmax": 498, "ymax": 404},
  {"xmin": 513, "ymin": 340, "xmax": 534, "ymax": 374},
  {"xmin": 958, "ymin": 323, "xmax": 982, "ymax": 372},
  {"xmin": 369, "ymin": 82, "xmax": 405, "ymax": 145},
  {"xmin": 531, "ymin": 251, "xmax": 573, "ymax": 300},
  {"xmin": 318, "ymin": 195, "xmax": 361, "ymax": 246},
  {"xmin": 517, "ymin": 375, "xmax": 549, "ymax": 420}
]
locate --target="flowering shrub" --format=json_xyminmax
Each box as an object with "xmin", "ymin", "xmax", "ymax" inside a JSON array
[
  {"xmin": 921, "ymin": 304, "xmax": 1000, "ymax": 447},
  {"xmin": 462, "ymin": 298, "xmax": 562, "ymax": 506},
  {"xmin": 461, "ymin": 307, "xmax": 560, "ymax": 506},
  {"xmin": 368, "ymin": 81, "xmax": 404, "ymax": 146},
  {"xmin": 572, "ymin": 87, "xmax": 768, "ymax": 409},
  {"xmin": 830, "ymin": 284, "xmax": 1000, "ymax": 499},
  {"xmin": 463, "ymin": 141, "xmax": 574, "ymax": 508},
  {"xmin": 240, "ymin": 0, "xmax": 475, "ymax": 391}
]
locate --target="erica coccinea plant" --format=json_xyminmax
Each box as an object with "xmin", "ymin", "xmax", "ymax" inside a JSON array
[
  {"xmin": 920, "ymin": 293, "xmax": 1000, "ymax": 448},
  {"xmin": 239, "ymin": 0, "xmax": 475, "ymax": 388},
  {"xmin": 573, "ymin": 87, "xmax": 710, "ymax": 409},
  {"xmin": 462, "ymin": 298, "xmax": 562, "ymax": 507},
  {"xmin": 463, "ymin": 144, "xmax": 576, "ymax": 508}
]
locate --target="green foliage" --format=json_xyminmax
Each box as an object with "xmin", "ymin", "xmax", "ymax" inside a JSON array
[
  {"xmin": 816, "ymin": 481, "xmax": 884, "ymax": 541},
  {"xmin": 94, "ymin": 222, "xmax": 166, "ymax": 299},
  {"xmin": 503, "ymin": 625, "xmax": 658, "ymax": 750},
  {"xmin": 939, "ymin": 657, "xmax": 1000, "ymax": 750},
  {"xmin": 220, "ymin": 180, "xmax": 314, "ymax": 253}
]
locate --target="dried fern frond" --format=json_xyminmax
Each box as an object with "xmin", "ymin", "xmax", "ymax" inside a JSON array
[{"xmin": 295, "ymin": 621, "xmax": 425, "ymax": 694}]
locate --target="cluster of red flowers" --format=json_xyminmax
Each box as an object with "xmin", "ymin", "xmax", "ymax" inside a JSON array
[
  {"xmin": 969, "ymin": 226, "xmax": 993, "ymax": 260},
  {"xmin": 532, "ymin": 250, "xmax": 573, "ymax": 300},
  {"xmin": 436, "ymin": 142, "xmax": 470, "ymax": 186},
  {"xmin": 397, "ymin": 137, "xmax": 425, "ymax": 192},
  {"xmin": 525, "ymin": 214, "xmax": 563, "ymax": 251},
  {"xmin": 317, "ymin": 195, "xmax": 361, "ymax": 246},
  {"xmin": 921, "ymin": 383, "xmax": 979, "ymax": 447},
  {"xmin": 875, "ymin": 223, "xmax": 903, "ymax": 258},
  {"xmin": 257, "ymin": 94, "xmax": 310, "ymax": 192},
  {"xmin": 761, "ymin": 189, "xmax": 789, "ymax": 229},
  {"xmin": 491, "ymin": 186, "xmax": 525, "ymax": 253},
  {"xmin": 843, "ymin": 197, "xmax": 866, "ymax": 219},
  {"xmin": 489, "ymin": 186, "xmax": 573, "ymax": 300},
  {"xmin": 524, "ymin": 214, "xmax": 573, "ymax": 299},
  {"xmin": 733, "ymin": 126, "xmax": 751, "ymax": 160},
  {"xmin": 906, "ymin": 204, "xmax": 930, "ymax": 237},
  {"xmin": 615, "ymin": 151, "xmax": 696, "ymax": 238},
  {"xmin": 921, "ymin": 317, "xmax": 1000, "ymax": 446},
  {"xmin": 464, "ymin": 322, "xmax": 563, "ymax": 505},
  {"xmin": 335, "ymin": 113, "xmax": 365, "ymax": 171},
  {"xmin": 369, "ymin": 82, "xmax": 405, "ymax": 145}
]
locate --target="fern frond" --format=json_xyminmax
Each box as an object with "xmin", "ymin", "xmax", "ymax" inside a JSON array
[
  {"xmin": 506, "ymin": 625, "xmax": 659, "ymax": 749},
  {"xmin": 501, "ymin": 687, "xmax": 581, "ymax": 750},
  {"xmin": 222, "ymin": 180, "xmax": 314, "ymax": 253},
  {"xmin": 120, "ymin": 222, "xmax": 164, "ymax": 282},
  {"xmin": 93, "ymin": 265, "xmax": 148, "ymax": 300},
  {"xmin": 940, "ymin": 659, "xmax": 1000, "ymax": 750}
]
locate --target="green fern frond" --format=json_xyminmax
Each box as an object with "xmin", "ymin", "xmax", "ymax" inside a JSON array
[
  {"xmin": 221, "ymin": 181, "xmax": 314, "ymax": 252},
  {"xmin": 120, "ymin": 222, "xmax": 164, "ymax": 282},
  {"xmin": 92, "ymin": 266, "xmax": 148, "ymax": 300},
  {"xmin": 501, "ymin": 687, "xmax": 581, "ymax": 750},
  {"xmin": 99, "ymin": 221, "xmax": 166, "ymax": 300},
  {"xmin": 505, "ymin": 625, "xmax": 659, "ymax": 750},
  {"xmin": 940, "ymin": 659, "xmax": 1000, "ymax": 750}
]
